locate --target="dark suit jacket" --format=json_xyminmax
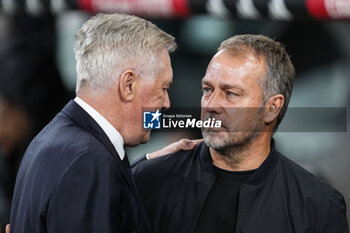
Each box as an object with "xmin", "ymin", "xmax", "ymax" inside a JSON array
[
  {"xmin": 10, "ymin": 100, "xmax": 151, "ymax": 233},
  {"xmin": 133, "ymin": 142, "xmax": 349, "ymax": 233}
]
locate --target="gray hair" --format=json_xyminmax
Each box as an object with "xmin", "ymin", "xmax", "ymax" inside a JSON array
[
  {"xmin": 73, "ymin": 13, "xmax": 177, "ymax": 94},
  {"xmin": 219, "ymin": 34, "xmax": 295, "ymax": 127}
]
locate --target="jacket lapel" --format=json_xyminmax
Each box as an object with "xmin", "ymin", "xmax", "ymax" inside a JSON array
[{"xmin": 61, "ymin": 100, "xmax": 140, "ymax": 199}]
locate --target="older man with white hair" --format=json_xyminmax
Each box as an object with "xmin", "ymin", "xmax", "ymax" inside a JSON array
[{"xmin": 9, "ymin": 13, "xmax": 180, "ymax": 233}]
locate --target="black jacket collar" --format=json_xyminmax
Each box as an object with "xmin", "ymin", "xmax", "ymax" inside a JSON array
[
  {"xmin": 62, "ymin": 100, "xmax": 152, "ymax": 232},
  {"xmin": 61, "ymin": 100, "xmax": 121, "ymax": 163},
  {"xmin": 198, "ymin": 139, "xmax": 280, "ymax": 186}
]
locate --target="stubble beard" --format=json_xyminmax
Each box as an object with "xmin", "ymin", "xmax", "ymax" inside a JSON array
[{"xmin": 202, "ymin": 109, "xmax": 264, "ymax": 163}]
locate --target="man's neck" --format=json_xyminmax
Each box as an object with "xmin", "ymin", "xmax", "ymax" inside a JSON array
[
  {"xmin": 210, "ymin": 134, "xmax": 271, "ymax": 172},
  {"xmin": 77, "ymin": 93, "xmax": 124, "ymax": 133}
]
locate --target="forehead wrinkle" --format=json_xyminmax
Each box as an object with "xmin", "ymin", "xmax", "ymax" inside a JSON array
[
  {"xmin": 203, "ymin": 60, "xmax": 248, "ymax": 88},
  {"xmin": 219, "ymin": 83, "xmax": 244, "ymax": 92},
  {"xmin": 219, "ymin": 48, "xmax": 265, "ymax": 75},
  {"xmin": 202, "ymin": 55, "xmax": 265, "ymax": 101}
]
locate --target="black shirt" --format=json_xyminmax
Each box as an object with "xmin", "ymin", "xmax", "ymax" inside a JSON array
[
  {"xmin": 134, "ymin": 142, "xmax": 348, "ymax": 233},
  {"xmin": 194, "ymin": 166, "xmax": 255, "ymax": 233}
]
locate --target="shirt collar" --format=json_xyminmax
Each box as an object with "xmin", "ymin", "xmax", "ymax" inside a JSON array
[{"xmin": 74, "ymin": 97, "xmax": 125, "ymax": 160}]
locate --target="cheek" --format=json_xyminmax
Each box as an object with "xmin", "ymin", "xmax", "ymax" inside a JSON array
[
  {"xmin": 201, "ymin": 95, "xmax": 210, "ymax": 107},
  {"xmin": 200, "ymin": 98, "xmax": 210, "ymax": 117},
  {"xmin": 250, "ymin": 93, "xmax": 263, "ymax": 106},
  {"xmin": 156, "ymin": 90, "xmax": 166, "ymax": 102},
  {"xmin": 143, "ymin": 90, "xmax": 165, "ymax": 108},
  {"xmin": 140, "ymin": 89, "xmax": 158, "ymax": 104},
  {"xmin": 250, "ymin": 86, "xmax": 263, "ymax": 106}
]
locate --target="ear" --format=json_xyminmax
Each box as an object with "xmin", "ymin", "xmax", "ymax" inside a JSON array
[
  {"xmin": 264, "ymin": 94, "xmax": 284, "ymax": 124},
  {"xmin": 118, "ymin": 69, "xmax": 138, "ymax": 102}
]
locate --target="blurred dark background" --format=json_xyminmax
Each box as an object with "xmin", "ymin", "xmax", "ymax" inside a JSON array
[{"xmin": 0, "ymin": 1, "xmax": 350, "ymax": 231}]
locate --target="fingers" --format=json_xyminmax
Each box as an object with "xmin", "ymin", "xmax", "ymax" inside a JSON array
[
  {"xmin": 148, "ymin": 138, "xmax": 204, "ymax": 159},
  {"xmin": 191, "ymin": 139, "xmax": 204, "ymax": 147},
  {"xmin": 192, "ymin": 139, "xmax": 204, "ymax": 144},
  {"xmin": 181, "ymin": 139, "xmax": 203, "ymax": 150},
  {"xmin": 6, "ymin": 224, "xmax": 10, "ymax": 233},
  {"xmin": 182, "ymin": 139, "xmax": 193, "ymax": 150}
]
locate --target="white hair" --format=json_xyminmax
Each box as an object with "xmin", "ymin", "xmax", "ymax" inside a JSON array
[{"xmin": 73, "ymin": 13, "xmax": 177, "ymax": 94}]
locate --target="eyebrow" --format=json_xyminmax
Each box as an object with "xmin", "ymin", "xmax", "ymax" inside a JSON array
[
  {"xmin": 164, "ymin": 80, "xmax": 173, "ymax": 86},
  {"xmin": 202, "ymin": 80, "xmax": 213, "ymax": 87},
  {"xmin": 202, "ymin": 80, "xmax": 244, "ymax": 92},
  {"xmin": 220, "ymin": 84, "xmax": 244, "ymax": 92}
]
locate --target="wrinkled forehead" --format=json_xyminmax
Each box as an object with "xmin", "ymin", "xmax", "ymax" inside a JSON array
[{"xmin": 203, "ymin": 49, "xmax": 266, "ymax": 86}]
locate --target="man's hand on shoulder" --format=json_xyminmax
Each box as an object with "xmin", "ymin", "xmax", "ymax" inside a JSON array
[{"xmin": 148, "ymin": 139, "xmax": 203, "ymax": 159}]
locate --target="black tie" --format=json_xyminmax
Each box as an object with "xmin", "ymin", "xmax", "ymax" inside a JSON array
[
  {"xmin": 122, "ymin": 154, "xmax": 135, "ymax": 183},
  {"xmin": 122, "ymin": 154, "xmax": 130, "ymax": 168}
]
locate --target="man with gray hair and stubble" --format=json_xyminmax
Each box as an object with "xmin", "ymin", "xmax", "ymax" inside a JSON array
[
  {"xmin": 8, "ymin": 13, "xmax": 194, "ymax": 233},
  {"xmin": 133, "ymin": 34, "xmax": 349, "ymax": 233}
]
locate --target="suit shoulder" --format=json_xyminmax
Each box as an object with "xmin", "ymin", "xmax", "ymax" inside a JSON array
[
  {"xmin": 19, "ymin": 113, "xmax": 117, "ymax": 185},
  {"xmin": 30, "ymin": 112, "xmax": 108, "ymax": 156},
  {"xmin": 58, "ymin": 150, "xmax": 122, "ymax": 182}
]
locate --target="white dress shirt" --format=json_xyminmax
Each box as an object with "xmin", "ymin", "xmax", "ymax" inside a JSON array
[{"xmin": 74, "ymin": 97, "xmax": 125, "ymax": 160}]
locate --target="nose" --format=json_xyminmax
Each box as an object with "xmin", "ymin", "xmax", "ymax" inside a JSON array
[
  {"xmin": 202, "ymin": 91, "xmax": 224, "ymax": 115},
  {"xmin": 163, "ymin": 91, "xmax": 170, "ymax": 110}
]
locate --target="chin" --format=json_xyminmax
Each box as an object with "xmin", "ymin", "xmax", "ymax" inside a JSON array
[
  {"xmin": 140, "ymin": 131, "xmax": 151, "ymax": 144},
  {"xmin": 141, "ymin": 136, "xmax": 150, "ymax": 144},
  {"xmin": 203, "ymin": 133, "xmax": 228, "ymax": 149},
  {"xmin": 203, "ymin": 128, "xmax": 228, "ymax": 139},
  {"xmin": 202, "ymin": 129, "xmax": 224, "ymax": 145},
  {"xmin": 125, "ymin": 132, "xmax": 151, "ymax": 147}
]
